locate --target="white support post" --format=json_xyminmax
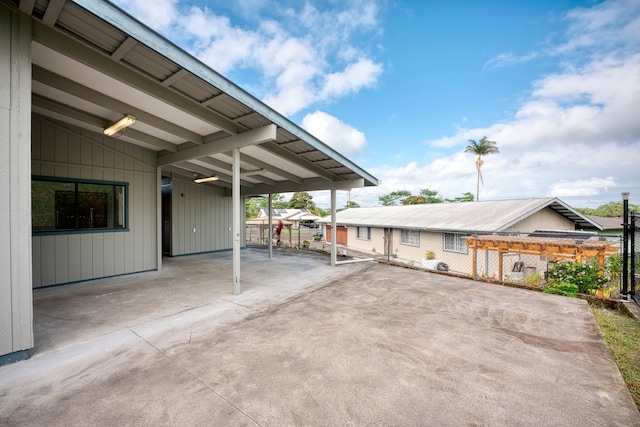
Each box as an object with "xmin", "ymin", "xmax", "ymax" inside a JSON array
[
  {"xmin": 156, "ymin": 166, "xmax": 162, "ymax": 271},
  {"xmin": 232, "ymin": 147, "xmax": 241, "ymax": 295},
  {"xmin": 268, "ymin": 194, "xmax": 273, "ymax": 259},
  {"xmin": 331, "ymin": 189, "xmax": 337, "ymax": 267}
]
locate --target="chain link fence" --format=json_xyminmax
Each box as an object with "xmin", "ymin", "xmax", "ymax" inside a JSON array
[{"xmin": 326, "ymin": 226, "xmax": 623, "ymax": 288}]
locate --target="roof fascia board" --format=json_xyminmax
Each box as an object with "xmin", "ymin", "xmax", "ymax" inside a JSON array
[
  {"xmin": 157, "ymin": 124, "xmax": 277, "ymax": 166},
  {"xmin": 493, "ymin": 198, "xmax": 554, "ymax": 232},
  {"xmin": 31, "ymin": 18, "xmax": 242, "ymax": 134},
  {"xmin": 550, "ymin": 198, "xmax": 603, "ymax": 230},
  {"xmin": 242, "ymin": 178, "xmax": 364, "ymax": 196},
  {"xmin": 32, "ymin": 65, "xmax": 204, "ymax": 145},
  {"xmin": 33, "ymin": 94, "xmax": 178, "ymax": 152},
  {"xmin": 71, "ymin": 0, "xmax": 379, "ymax": 187}
]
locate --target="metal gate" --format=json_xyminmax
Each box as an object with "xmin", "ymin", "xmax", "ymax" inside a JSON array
[{"xmin": 621, "ymin": 198, "xmax": 638, "ymax": 303}]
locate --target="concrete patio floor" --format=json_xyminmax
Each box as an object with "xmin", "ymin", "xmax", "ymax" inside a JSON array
[{"xmin": 0, "ymin": 248, "xmax": 638, "ymax": 426}]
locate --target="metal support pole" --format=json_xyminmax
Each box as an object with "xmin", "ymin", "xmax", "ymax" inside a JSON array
[
  {"xmin": 268, "ymin": 194, "xmax": 272, "ymax": 259},
  {"xmin": 232, "ymin": 147, "xmax": 241, "ymax": 295},
  {"xmin": 631, "ymin": 212, "xmax": 636, "ymax": 299},
  {"xmin": 331, "ymin": 189, "xmax": 337, "ymax": 267},
  {"xmin": 621, "ymin": 192, "xmax": 629, "ymax": 300}
]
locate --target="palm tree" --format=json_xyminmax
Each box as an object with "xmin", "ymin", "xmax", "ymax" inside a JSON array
[{"xmin": 464, "ymin": 136, "xmax": 499, "ymax": 201}]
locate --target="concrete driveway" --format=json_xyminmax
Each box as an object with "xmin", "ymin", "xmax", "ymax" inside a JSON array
[{"xmin": 1, "ymin": 248, "xmax": 638, "ymax": 426}]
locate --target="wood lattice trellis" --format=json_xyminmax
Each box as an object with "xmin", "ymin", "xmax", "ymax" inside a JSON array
[{"xmin": 465, "ymin": 235, "xmax": 620, "ymax": 281}]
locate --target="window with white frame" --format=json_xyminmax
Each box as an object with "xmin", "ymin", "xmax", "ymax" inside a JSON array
[
  {"xmin": 443, "ymin": 232, "xmax": 468, "ymax": 254},
  {"xmin": 356, "ymin": 226, "xmax": 371, "ymax": 240},
  {"xmin": 400, "ymin": 229, "xmax": 420, "ymax": 246}
]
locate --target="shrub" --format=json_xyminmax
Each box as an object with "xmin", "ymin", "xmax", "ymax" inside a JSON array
[
  {"xmin": 605, "ymin": 253, "xmax": 621, "ymax": 283},
  {"xmin": 543, "ymin": 282, "xmax": 578, "ymax": 298},
  {"xmin": 547, "ymin": 259, "xmax": 608, "ymax": 294}
]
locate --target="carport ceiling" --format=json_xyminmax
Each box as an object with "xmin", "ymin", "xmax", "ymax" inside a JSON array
[{"xmin": 19, "ymin": 0, "xmax": 379, "ymax": 195}]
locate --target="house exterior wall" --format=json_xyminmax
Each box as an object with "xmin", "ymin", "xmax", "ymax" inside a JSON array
[
  {"xmin": 503, "ymin": 209, "xmax": 575, "ymax": 233},
  {"xmin": 338, "ymin": 207, "xmax": 582, "ymax": 277},
  {"xmin": 0, "ymin": 5, "xmax": 33, "ymax": 360},
  {"xmin": 31, "ymin": 115, "xmax": 158, "ymax": 287},
  {"xmin": 169, "ymin": 176, "xmax": 232, "ymax": 256},
  {"xmin": 346, "ymin": 226, "xmax": 385, "ymax": 254}
]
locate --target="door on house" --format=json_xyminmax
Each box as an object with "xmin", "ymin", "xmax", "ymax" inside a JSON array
[
  {"xmin": 383, "ymin": 228, "xmax": 393, "ymax": 257},
  {"xmin": 325, "ymin": 225, "xmax": 348, "ymax": 245},
  {"xmin": 161, "ymin": 177, "xmax": 172, "ymax": 256}
]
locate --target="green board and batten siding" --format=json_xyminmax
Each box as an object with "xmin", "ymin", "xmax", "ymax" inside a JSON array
[
  {"xmin": 31, "ymin": 115, "xmax": 158, "ymax": 287},
  {"xmin": 169, "ymin": 177, "xmax": 233, "ymax": 257},
  {"xmin": 0, "ymin": 4, "xmax": 33, "ymax": 359}
]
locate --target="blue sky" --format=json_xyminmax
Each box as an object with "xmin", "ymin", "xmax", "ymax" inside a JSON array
[{"xmin": 113, "ymin": 0, "xmax": 640, "ymax": 210}]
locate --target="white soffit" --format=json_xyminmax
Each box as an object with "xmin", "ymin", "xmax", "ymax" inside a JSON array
[{"xmin": 31, "ymin": 42, "xmax": 219, "ymax": 136}]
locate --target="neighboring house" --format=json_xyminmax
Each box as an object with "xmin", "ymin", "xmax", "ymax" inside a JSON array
[
  {"xmin": 1, "ymin": 0, "xmax": 377, "ymax": 364},
  {"xmin": 318, "ymin": 197, "xmax": 602, "ymax": 276},
  {"xmin": 254, "ymin": 209, "xmax": 322, "ymax": 229}
]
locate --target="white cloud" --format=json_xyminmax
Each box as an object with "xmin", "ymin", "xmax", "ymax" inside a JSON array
[
  {"xmin": 301, "ymin": 111, "xmax": 366, "ymax": 155},
  {"xmin": 114, "ymin": 0, "xmax": 384, "ymax": 116},
  {"xmin": 113, "ymin": 0, "xmax": 178, "ymax": 31},
  {"xmin": 320, "ymin": 58, "xmax": 383, "ymax": 100},
  {"xmin": 548, "ymin": 177, "xmax": 617, "ymax": 197}
]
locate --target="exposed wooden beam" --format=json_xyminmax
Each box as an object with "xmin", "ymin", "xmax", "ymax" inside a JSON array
[
  {"xmin": 32, "ymin": 19, "xmax": 242, "ymax": 135},
  {"xmin": 33, "ymin": 95, "xmax": 178, "ymax": 152},
  {"xmin": 201, "ymin": 93, "xmax": 228, "ymax": 107},
  {"xmin": 18, "ymin": 0, "xmax": 36, "ymax": 15},
  {"xmin": 261, "ymin": 141, "xmax": 335, "ymax": 181},
  {"xmin": 162, "ymin": 68, "xmax": 189, "ymax": 87},
  {"xmin": 42, "ymin": 0, "xmax": 65, "ymax": 27},
  {"xmin": 242, "ymin": 178, "xmax": 365, "ymax": 197},
  {"xmin": 239, "ymin": 153, "xmax": 302, "ymax": 183},
  {"xmin": 33, "ymin": 65, "xmax": 204, "ymax": 145},
  {"xmin": 111, "ymin": 37, "xmax": 137, "ymax": 61},
  {"xmin": 175, "ymin": 161, "xmax": 255, "ymax": 188},
  {"xmin": 157, "ymin": 124, "xmax": 277, "ymax": 166}
]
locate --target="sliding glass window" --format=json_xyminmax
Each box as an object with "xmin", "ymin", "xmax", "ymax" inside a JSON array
[{"xmin": 32, "ymin": 177, "xmax": 128, "ymax": 233}]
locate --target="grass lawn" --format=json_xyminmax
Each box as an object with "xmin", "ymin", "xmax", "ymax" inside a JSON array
[{"xmin": 592, "ymin": 307, "xmax": 640, "ymax": 411}]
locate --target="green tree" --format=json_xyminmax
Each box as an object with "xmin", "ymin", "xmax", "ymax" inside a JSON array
[
  {"xmin": 464, "ymin": 136, "xmax": 499, "ymax": 201},
  {"xmin": 446, "ymin": 192, "xmax": 475, "ymax": 203},
  {"xmin": 288, "ymin": 191, "xmax": 316, "ymax": 209},
  {"xmin": 419, "ymin": 188, "xmax": 443, "ymax": 203},
  {"xmin": 575, "ymin": 201, "xmax": 639, "ymax": 217},
  {"xmin": 245, "ymin": 197, "xmax": 261, "ymax": 219},
  {"xmin": 402, "ymin": 195, "xmax": 426, "ymax": 205},
  {"xmin": 259, "ymin": 193, "xmax": 287, "ymax": 209},
  {"xmin": 378, "ymin": 190, "xmax": 411, "ymax": 206},
  {"xmin": 345, "ymin": 200, "xmax": 360, "ymax": 208}
]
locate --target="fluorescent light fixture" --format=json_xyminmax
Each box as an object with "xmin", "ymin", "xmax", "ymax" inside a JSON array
[
  {"xmin": 240, "ymin": 168, "xmax": 267, "ymax": 177},
  {"xmin": 194, "ymin": 175, "xmax": 219, "ymax": 183},
  {"xmin": 103, "ymin": 115, "xmax": 136, "ymax": 136}
]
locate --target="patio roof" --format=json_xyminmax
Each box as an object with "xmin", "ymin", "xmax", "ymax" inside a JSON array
[{"xmin": 20, "ymin": 0, "xmax": 379, "ymax": 194}]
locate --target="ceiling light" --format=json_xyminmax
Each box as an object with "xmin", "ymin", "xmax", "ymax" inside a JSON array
[
  {"xmin": 194, "ymin": 175, "xmax": 219, "ymax": 183},
  {"xmin": 240, "ymin": 168, "xmax": 267, "ymax": 177},
  {"xmin": 103, "ymin": 115, "xmax": 136, "ymax": 136}
]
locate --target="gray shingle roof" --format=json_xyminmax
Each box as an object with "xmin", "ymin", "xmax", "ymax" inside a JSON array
[{"xmin": 319, "ymin": 198, "xmax": 601, "ymax": 232}]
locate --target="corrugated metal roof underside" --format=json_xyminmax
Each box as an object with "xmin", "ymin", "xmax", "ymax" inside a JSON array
[
  {"xmin": 23, "ymin": 0, "xmax": 378, "ymax": 194},
  {"xmin": 319, "ymin": 198, "xmax": 600, "ymax": 232}
]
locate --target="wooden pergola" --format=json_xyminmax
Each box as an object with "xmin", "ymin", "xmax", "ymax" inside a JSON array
[{"xmin": 465, "ymin": 235, "xmax": 620, "ymax": 281}]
